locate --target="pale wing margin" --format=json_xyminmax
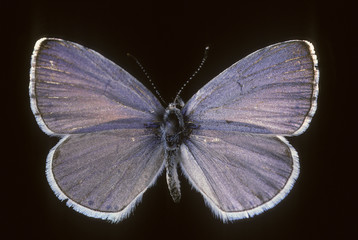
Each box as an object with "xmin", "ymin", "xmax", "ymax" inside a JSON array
[
  {"xmin": 180, "ymin": 130, "xmax": 299, "ymax": 222},
  {"xmin": 46, "ymin": 129, "xmax": 164, "ymax": 222}
]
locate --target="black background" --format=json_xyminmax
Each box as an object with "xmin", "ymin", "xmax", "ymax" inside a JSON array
[{"xmin": 4, "ymin": 0, "xmax": 355, "ymax": 239}]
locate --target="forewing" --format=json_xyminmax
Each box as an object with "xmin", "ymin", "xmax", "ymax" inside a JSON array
[
  {"xmin": 180, "ymin": 129, "xmax": 299, "ymax": 221},
  {"xmin": 183, "ymin": 40, "xmax": 318, "ymax": 135},
  {"xmin": 30, "ymin": 38, "xmax": 163, "ymax": 135},
  {"xmin": 47, "ymin": 129, "xmax": 164, "ymax": 222}
]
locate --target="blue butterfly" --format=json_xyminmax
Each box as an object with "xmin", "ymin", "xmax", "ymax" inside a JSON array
[{"xmin": 30, "ymin": 38, "xmax": 318, "ymax": 222}]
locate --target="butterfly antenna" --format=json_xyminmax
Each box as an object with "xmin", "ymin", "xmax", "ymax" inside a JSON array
[
  {"xmin": 174, "ymin": 46, "xmax": 210, "ymax": 104},
  {"xmin": 127, "ymin": 53, "xmax": 167, "ymax": 105}
]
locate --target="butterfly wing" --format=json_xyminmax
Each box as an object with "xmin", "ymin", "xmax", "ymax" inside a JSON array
[
  {"xmin": 183, "ymin": 40, "xmax": 318, "ymax": 136},
  {"xmin": 30, "ymin": 38, "xmax": 164, "ymax": 135},
  {"xmin": 30, "ymin": 38, "xmax": 165, "ymax": 222},
  {"xmin": 180, "ymin": 129, "xmax": 298, "ymax": 221},
  {"xmin": 181, "ymin": 40, "xmax": 318, "ymax": 220},
  {"xmin": 47, "ymin": 129, "xmax": 164, "ymax": 222}
]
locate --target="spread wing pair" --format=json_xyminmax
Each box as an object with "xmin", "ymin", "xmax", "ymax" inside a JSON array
[{"xmin": 30, "ymin": 38, "xmax": 318, "ymax": 222}]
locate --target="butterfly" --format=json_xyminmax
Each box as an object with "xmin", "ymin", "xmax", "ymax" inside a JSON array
[{"xmin": 29, "ymin": 38, "xmax": 318, "ymax": 222}]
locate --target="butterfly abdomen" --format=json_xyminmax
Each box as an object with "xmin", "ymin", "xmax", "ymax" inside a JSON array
[{"xmin": 165, "ymin": 149, "xmax": 181, "ymax": 202}]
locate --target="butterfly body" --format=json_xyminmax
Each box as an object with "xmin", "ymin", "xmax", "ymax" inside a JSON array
[{"xmin": 161, "ymin": 104, "xmax": 186, "ymax": 202}]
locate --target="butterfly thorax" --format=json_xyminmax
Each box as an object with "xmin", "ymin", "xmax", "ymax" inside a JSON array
[
  {"xmin": 161, "ymin": 104, "xmax": 185, "ymax": 202},
  {"xmin": 162, "ymin": 103, "xmax": 185, "ymax": 150}
]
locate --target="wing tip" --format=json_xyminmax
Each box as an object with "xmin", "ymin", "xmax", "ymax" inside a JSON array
[
  {"xmin": 293, "ymin": 40, "xmax": 319, "ymax": 136},
  {"xmin": 29, "ymin": 38, "xmax": 59, "ymax": 136}
]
